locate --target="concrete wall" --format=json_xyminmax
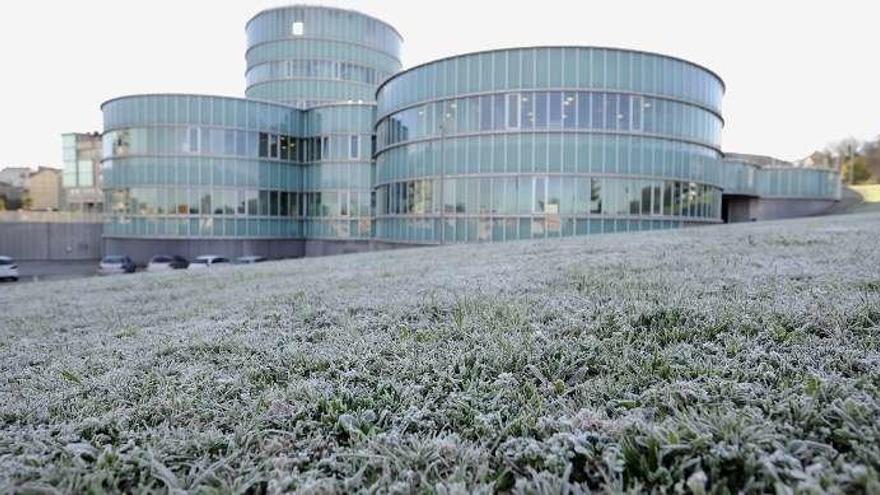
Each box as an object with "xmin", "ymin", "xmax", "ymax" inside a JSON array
[
  {"xmin": 0, "ymin": 222, "xmax": 103, "ymax": 261},
  {"xmin": 103, "ymin": 238, "xmax": 307, "ymax": 265},
  {"xmin": 723, "ymin": 196, "xmax": 838, "ymax": 223},
  {"xmin": 752, "ymin": 198, "xmax": 838, "ymax": 221},
  {"xmin": 304, "ymin": 239, "xmax": 373, "ymax": 257}
]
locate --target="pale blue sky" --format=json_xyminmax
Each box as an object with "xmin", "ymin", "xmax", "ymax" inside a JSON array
[{"xmin": 0, "ymin": 0, "xmax": 876, "ymax": 168}]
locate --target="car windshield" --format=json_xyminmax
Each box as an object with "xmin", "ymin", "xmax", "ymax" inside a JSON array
[
  {"xmin": 0, "ymin": 258, "xmax": 13, "ymax": 266},
  {"xmin": 151, "ymin": 256, "xmax": 173, "ymax": 263},
  {"xmin": 102, "ymin": 256, "xmax": 125, "ymax": 264}
]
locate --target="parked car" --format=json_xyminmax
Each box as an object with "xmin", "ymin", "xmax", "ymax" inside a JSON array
[
  {"xmin": 187, "ymin": 255, "xmax": 230, "ymax": 270},
  {"xmin": 234, "ymin": 256, "xmax": 268, "ymax": 265},
  {"xmin": 0, "ymin": 256, "xmax": 19, "ymax": 282},
  {"xmin": 147, "ymin": 255, "xmax": 189, "ymax": 272},
  {"xmin": 98, "ymin": 255, "xmax": 136, "ymax": 275}
]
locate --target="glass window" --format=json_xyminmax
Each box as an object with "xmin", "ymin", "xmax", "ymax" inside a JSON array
[
  {"xmin": 663, "ymin": 182, "xmax": 673, "ymax": 216},
  {"xmin": 590, "ymin": 178, "xmax": 602, "ymax": 214},
  {"xmin": 605, "ymin": 94, "xmax": 618, "ymax": 130},
  {"xmin": 548, "ymin": 92, "xmax": 563, "ymax": 129},
  {"xmin": 517, "ymin": 176, "xmax": 531, "ymax": 213},
  {"xmin": 618, "ymin": 95, "xmax": 631, "ymax": 131},
  {"xmin": 188, "ymin": 127, "xmax": 201, "ymax": 154},
  {"xmin": 493, "ymin": 94, "xmax": 506, "ymax": 130},
  {"xmin": 258, "ymin": 133, "xmax": 269, "ymax": 158},
  {"xmin": 479, "ymin": 96, "xmax": 493, "ymax": 131},
  {"xmin": 577, "ymin": 92, "xmax": 590, "ymax": 128},
  {"xmin": 280, "ymin": 136, "xmax": 289, "ymax": 161},
  {"xmin": 639, "ymin": 182, "xmax": 651, "ymax": 215},
  {"xmin": 507, "ymin": 94, "xmax": 520, "ymax": 129},
  {"xmin": 350, "ymin": 135, "xmax": 360, "ymax": 159},
  {"xmin": 270, "ymin": 191, "xmax": 279, "ymax": 216},
  {"xmin": 652, "ymin": 184, "xmax": 662, "ymax": 215},
  {"xmin": 591, "ymin": 93, "xmax": 604, "ymax": 130},
  {"xmin": 533, "ymin": 176, "xmax": 546, "ymax": 213},
  {"xmin": 201, "ymin": 190, "xmax": 212, "ymax": 216},
  {"xmin": 631, "ymin": 96, "xmax": 643, "ymax": 131},
  {"xmin": 563, "ymin": 92, "xmax": 577, "ymax": 129},
  {"xmin": 521, "ymin": 93, "xmax": 534, "ymax": 129},
  {"xmin": 269, "ymin": 134, "xmax": 278, "ymax": 159},
  {"xmin": 535, "ymin": 92, "xmax": 548, "ymax": 128},
  {"xmin": 546, "ymin": 176, "xmax": 561, "ymax": 214}
]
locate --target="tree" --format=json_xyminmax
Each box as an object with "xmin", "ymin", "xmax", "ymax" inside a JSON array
[{"xmin": 841, "ymin": 156, "xmax": 873, "ymax": 184}]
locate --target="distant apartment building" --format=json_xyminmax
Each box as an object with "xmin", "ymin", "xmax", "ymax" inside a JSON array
[
  {"xmin": 62, "ymin": 132, "xmax": 103, "ymax": 212},
  {"xmin": 25, "ymin": 167, "xmax": 62, "ymax": 210},
  {"xmin": 0, "ymin": 167, "xmax": 31, "ymax": 189}
]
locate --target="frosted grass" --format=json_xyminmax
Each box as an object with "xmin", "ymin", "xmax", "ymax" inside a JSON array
[{"xmin": 1, "ymin": 213, "xmax": 880, "ymax": 493}]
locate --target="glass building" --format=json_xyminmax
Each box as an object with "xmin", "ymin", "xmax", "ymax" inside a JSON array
[
  {"xmin": 374, "ymin": 47, "xmax": 725, "ymax": 244},
  {"xmin": 99, "ymin": 5, "xmax": 841, "ymax": 261},
  {"xmin": 62, "ymin": 133, "xmax": 104, "ymax": 212},
  {"xmin": 101, "ymin": 95, "xmax": 306, "ymax": 259}
]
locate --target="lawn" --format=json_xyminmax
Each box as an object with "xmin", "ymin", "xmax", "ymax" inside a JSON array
[{"xmin": 2, "ymin": 213, "xmax": 880, "ymax": 493}]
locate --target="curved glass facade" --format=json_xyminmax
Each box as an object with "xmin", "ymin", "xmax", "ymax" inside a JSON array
[
  {"xmin": 374, "ymin": 47, "xmax": 726, "ymax": 244},
  {"xmin": 245, "ymin": 6, "xmax": 403, "ymax": 108},
  {"xmin": 102, "ymin": 95, "xmax": 304, "ymax": 240}
]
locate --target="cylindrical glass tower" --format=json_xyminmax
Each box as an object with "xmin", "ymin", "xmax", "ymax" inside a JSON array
[
  {"xmin": 245, "ymin": 6, "xmax": 403, "ymax": 108},
  {"xmin": 373, "ymin": 46, "xmax": 726, "ymax": 245}
]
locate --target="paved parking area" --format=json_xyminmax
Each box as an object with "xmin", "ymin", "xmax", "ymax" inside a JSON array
[{"xmin": 2, "ymin": 260, "xmax": 101, "ymax": 284}]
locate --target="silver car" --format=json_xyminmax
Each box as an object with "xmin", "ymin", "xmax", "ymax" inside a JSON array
[
  {"xmin": 0, "ymin": 256, "xmax": 19, "ymax": 282},
  {"xmin": 98, "ymin": 255, "xmax": 136, "ymax": 275}
]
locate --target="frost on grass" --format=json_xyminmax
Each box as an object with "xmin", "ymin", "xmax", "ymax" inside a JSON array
[{"xmin": 1, "ymin": 214, "xmax": 880, "ymax": 493}]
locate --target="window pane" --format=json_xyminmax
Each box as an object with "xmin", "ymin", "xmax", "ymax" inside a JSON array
[
  {"xmin": 548, "ymin": 92, "xmax": 563, "ymax": 129},
  {"xmin": 535, "ymin": 92, "xmax": 548, "ymax": 128},
  {"xmin": 479, "ymin": 96, "xmax": 493, "ymax": 131},
  {"xmin": 493, "ymin": 94, "xmax": 506, "ymax": 130},
  {"xmin": 521, "ymin": 93, "xmax": 534, "ymax": 129},
  {"xmin": 563, "ymin": 92, "xmax": 577, "ymax": 129},
  {"xmin": 591, "ymin": 93, "xmax": 604, "ymax": 130},
  {"xmin": 507, "ymin": 94, "xmax": 520, "ymax": 128},
  {"xmin": 577, "ymin": 92, "xmax": 590, "ymax": 128},
  {"xmin": 350, "ymin": 135, "xmax": 360, "ymax": 159},
  {"xmin": 591, "ymin": 178, "xmax": 602, "ymax": 214},
  {"xmin": 533, "ymin": 176, "xmax": 546, "ymax": 213}
]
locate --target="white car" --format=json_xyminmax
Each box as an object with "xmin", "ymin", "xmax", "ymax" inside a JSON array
[
  {"xmin": 187, "ymin": 255, "xmax": 231, "ymax": 270},
  {"xmin": 97, "ymin": 255, "xmax": 136, "ymax": 275},
  {"xmin": 0, "ymin": 256, "xmax": 19, "ymax": 282}
]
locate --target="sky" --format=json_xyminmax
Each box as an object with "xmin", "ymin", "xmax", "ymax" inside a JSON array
[{"xmin": 0, "ymin": 0, "xmax": 877, "ymax": 168}]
